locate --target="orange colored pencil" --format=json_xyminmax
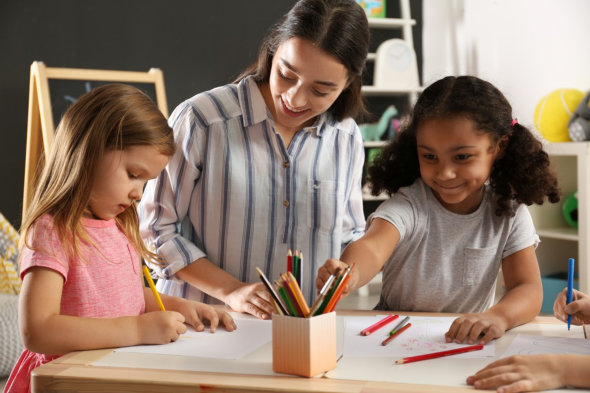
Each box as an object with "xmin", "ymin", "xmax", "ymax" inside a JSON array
[
  {"xmin": 285, "ymin": 272, "xmax": 310, "ymax": 317},
  {"xmin": 323, "ymin": 264, "xmax": 353, "ymax": 313}
]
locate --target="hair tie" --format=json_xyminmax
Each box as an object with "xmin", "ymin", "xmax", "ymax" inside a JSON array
[{"xmin": 511, "ymin": 118, "xmax": 518, "ymax": 127}]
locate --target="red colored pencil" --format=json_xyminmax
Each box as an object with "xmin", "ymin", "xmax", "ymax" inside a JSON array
[
  {"xmin": 381, "ymin": 322, "xmax": 411, "ymax": 346},
  {"xmin": 287, "ymin": 249, "xmax": 293, "ymax": 274},
  {"xmin": 394, "ymin": 344, "xmax": 484, "ymax": 364},
  {"xmin": 361, "ymin": 314, "xmax": 399, "ymax": 336}
]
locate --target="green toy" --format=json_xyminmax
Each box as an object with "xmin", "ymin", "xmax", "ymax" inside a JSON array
[
  {"xmin": 360, "ymin": 105, "xmax": 398, "ymax": 141},
  {"xmin": 563, "ymin": 191, "xmax": 578, "ymax": 228}
]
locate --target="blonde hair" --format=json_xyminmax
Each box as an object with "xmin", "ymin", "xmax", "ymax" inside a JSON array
[{"xmin": 21, "ymin": 84, "xmax": 175, "ymax": 265}]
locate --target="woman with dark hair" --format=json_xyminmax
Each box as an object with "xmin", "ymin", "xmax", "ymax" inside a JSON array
[{"xmin": 139, "ymin": 0, "xmax": 370, "ymax": 319}]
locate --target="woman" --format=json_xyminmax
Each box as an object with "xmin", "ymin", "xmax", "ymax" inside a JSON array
[{"xmin": 139, "ymin": 0, "xmax": 370, "ymax": 319}]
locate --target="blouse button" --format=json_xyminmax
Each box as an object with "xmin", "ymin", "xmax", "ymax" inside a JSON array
[{"xmin": 283, "ymin": 200, "xmax": 290, "ymax": 207}]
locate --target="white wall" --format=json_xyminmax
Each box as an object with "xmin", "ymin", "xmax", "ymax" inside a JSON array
[{"xmin": 422, "ymin": 0, "xmax": 590, "ymax": 129}]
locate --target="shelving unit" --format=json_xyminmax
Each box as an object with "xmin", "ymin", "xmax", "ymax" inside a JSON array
[
  {"xmin": 357, "ymin": 0, "xmax": 420, "ymax": 297},
  {"xmin": 360, "ymin": 0, "xmax": 420, "ymax": 203},
  {"xmin": 527, "ymin": 142, "xmax": 590, "ymax": 293}
]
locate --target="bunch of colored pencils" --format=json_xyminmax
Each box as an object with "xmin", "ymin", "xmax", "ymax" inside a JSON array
[
  {"xmin": 256, "ymin": 263, "xmax": 354, "ymax": 318},
  {"xmin": 287, "ymin": 249, "xmax": 303, "ymax": 287}
]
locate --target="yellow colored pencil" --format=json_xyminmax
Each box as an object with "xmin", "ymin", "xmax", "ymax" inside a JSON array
[
  {"xmin": 142, "ymin": 265, "xmax": 166, "ymax": 311},
  {"xmin": 286, "ymin": 271, "xmax": 310, "ymax": 317}
]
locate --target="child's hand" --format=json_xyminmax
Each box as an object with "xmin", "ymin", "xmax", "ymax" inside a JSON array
[
  {"xmin": 138, "ymin": 311, "xmax": 187, "ymax": 344},
  {"xmin": 316, "ymin": 259, "xmax": 355, "ymax": 296},
  {"xmin": 553, "ymin": 288, "xmax": 590, "ymax": 325},
  {"xmin": 445, "ymin": 312, "xmax": 508, "ymax": 345},
  {"xmin": 225, "ymin": 282, "xmax": 274, "ymax": 320},
  {"xmin": 466, "ymin": 354, "xmax": 567, "ymax": 393},
  {"xmin": 177, "ymin": 300, "xmax": 237, "ymax": 333}
]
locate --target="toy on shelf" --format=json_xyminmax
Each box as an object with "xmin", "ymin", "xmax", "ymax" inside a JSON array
[
  {"xmin": 355, "ymin": 0, "xmax": 385, "ymax": 18},
  {"xmin": 563, "ymin": 191, "xmax": 578, "ymax": 228},
  {"xmin": 568, "ymin": 91, "xmax": 590, "ymax": 141},
  {"xmin": 534, "ymin": 88, "xmax": 584, "ymax": 142},
  {"xmin": 360, "ymin": 105, "xmax": 398, "ymax": 142}
]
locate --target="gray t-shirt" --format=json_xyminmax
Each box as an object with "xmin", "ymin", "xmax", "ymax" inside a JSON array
[{"xmin": 368, "ymin": 179, "xmax": 539, "ymax": 313}]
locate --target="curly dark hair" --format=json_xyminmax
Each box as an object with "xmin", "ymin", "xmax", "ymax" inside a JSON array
[{"xmin": 368, "ymin": 75, "xmax": 560, "ymax": 216}]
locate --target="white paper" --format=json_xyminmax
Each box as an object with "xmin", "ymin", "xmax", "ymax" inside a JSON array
[
  {"xmin": 501, "ymin": 334, "xmax": 590, "ymax": 357},
  {"xmin": 343, "ymin": 315, "xmax": 495, "ymax": 358},
  {"xmin": 115, "ymin": 316, "xmax": 271, "ymax": 359}
]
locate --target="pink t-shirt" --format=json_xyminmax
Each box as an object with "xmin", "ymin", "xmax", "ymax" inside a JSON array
[{"xmin": 4, "ymin": 215, "xmax": 145, "ymax": 393}]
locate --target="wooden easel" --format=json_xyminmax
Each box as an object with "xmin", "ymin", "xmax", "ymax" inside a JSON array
[{"xmin": 23, "ymin": 61, "xmax": 169, "ymax": 216}]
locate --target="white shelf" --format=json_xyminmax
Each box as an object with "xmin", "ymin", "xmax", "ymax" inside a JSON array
[
  {"xmin": 361, "ymin": 85, "xmax": 422, "ymax": 96},
  {"xmin": 544, "ymin": 141, "xmax": 590, "ymax": 156},
  {"xmin": 528, "ymin": 141, "xmax": 590, "ymax": 293},
  {"xmin": 368, "ymin": 17, "xmax": 415, "ymax": 29},
  {"xmin": 363, "ymin": 141, "xmax": 387, "ymax": 148},
  {"xmin": 360, "ymin": 0, "xmax": 416, "ymax": 208},
  {"xmin": 536, "ymin": 227, "xmax": 579, "ymax": 242}
]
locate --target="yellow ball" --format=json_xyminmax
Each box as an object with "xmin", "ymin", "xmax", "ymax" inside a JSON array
[{"xmin": 534, "ymin": 88, "xmax": 584, "ymax": 142}]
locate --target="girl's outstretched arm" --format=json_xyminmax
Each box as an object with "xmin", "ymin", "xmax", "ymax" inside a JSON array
[
  {"xmin": 316, "ymin": 218, "xmax": 400, "ymax": 296},
  {"xmin": 20, "ymin": 267, "xmax": 187, "ymax": 355},
  {"xmin": 446, "ymin": 246, "xmax": 542, "ymax": 344}
]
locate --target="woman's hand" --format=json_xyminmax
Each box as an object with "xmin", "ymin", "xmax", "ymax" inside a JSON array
[
  {"xmin": 224, "ymin": 282, "xmax": 274, "ymax": 320},
  {"xmin": 445, "ymin": 312, "xmax": 508, "ymax": 345}
]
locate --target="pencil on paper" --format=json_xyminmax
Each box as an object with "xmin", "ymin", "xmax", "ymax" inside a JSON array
[
  {"xmin": 394, "ymin": 344, "xmax": 484, "ymax": 364},
  {"xmin": 142, "ymin": 265, "xmax": 166, "ymax": 311},
  {"xmin": 361, "ymin": 314, "xmax": 399, "ymax": 336},
  {"xmin": 388, "ymin": 316, "xmax": 410, "ymax": 335},
  {"xmin": 381, "ymin": 322, "xmax": 411, "ymax": 346}
]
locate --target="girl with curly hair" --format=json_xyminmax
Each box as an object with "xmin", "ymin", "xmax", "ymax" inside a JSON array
[{"xmin": 316, "ymin": 75, "xmax": 560, "ymax": 345}]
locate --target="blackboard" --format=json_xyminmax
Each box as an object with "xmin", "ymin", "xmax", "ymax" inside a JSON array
[
  {"xmin": 48, "ymin": 79, "xmax": 159, "ymax": 130},
  {"xmin": 23, "ymin": 61, "xmax": 168, "ymax": 215}
]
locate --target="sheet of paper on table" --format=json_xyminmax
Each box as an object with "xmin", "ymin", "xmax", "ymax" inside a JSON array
[
  {"xmin": 343, "ymin": 315, "xmax": 495, "ymax": 358},
  {"xmin": 115, "ymin": 315, "xmax": 271, "ymax": 359},
  {"xmin": 501, "ymin": 334, "xmax": 590, "ymax": 357}
]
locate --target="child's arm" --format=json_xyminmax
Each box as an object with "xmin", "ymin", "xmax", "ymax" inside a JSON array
[
  {"xmin": 148, "ymin": 290, "xmax": 237, "ymax": 333},
  {"xmin": 467, "ymin": 354, "xmax": 590, "ymax": 392},
  {"xmin": 446, "ymin": 246, "xmax": 543, "ymax": 345},
  {"xmin": 553, "ymin": 288, "xmax": 590, "ymax": 325},
  {"xmin": 316, "ymin": 218, "xmax": 400, "ymax": 295},
  {"xmin": 20, "ymin": 267, "xmax": 188, "ymax": 355}
]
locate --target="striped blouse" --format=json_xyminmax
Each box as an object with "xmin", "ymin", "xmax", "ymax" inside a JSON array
[{"xmin": 138, "ymin": 76, "xmax": 366, "ymax": 304}]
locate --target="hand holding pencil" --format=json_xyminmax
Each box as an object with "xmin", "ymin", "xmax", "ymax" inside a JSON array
[{"xmin": 315, "ymin": 258, "xmax": 357, "ymax": 297}]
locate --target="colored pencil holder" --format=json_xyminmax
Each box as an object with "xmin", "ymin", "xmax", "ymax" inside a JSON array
[{"xmin": 272, "ymin": 312, "xmax": 337, "ymax": 377}]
